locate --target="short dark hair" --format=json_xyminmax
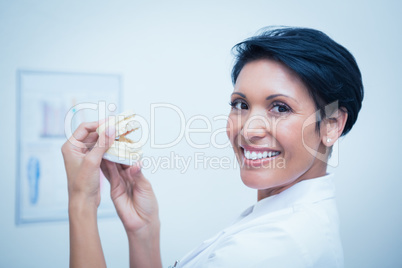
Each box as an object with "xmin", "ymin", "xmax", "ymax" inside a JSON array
[{"xmin": 231, "ymin": 26, "xmax": 364, "ymax": 136}]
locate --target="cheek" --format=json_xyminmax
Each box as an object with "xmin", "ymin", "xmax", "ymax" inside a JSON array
[
  {"xmin": 226, "ymin": 114, "xmax": 240, "ymax": 143},
  {"xmin": 301, "ymin": 122, "xmax": 322, "ymax": 151},
  {"xmin": 274, "ymin": 119, "xmax": 312, "ymax": 151}
]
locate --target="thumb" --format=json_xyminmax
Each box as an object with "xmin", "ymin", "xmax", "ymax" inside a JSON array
[{"xmin": 86, "ymin": 125, "xmax": 116, "ymax": 166}]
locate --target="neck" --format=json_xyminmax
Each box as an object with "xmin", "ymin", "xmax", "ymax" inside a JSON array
[{"xmin": 257, "ymin": 164, "xmax": 328, "ymax": 201}]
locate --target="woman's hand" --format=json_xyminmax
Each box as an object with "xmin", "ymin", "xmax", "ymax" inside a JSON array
[
  {"xmin": 100, "ymin": 160, "xmax": 160, "ymax": 235},
  {"xmin": 62, "ymin": 120, "xmax": 161, "ymax": 267},
  {"xmin": 61, "ymin": 120, "xmax": 115, "ymax": 209},
  {"xmin": 61, "ymin": 120, "xmax": 115, "ymax": 268},
  {"xmin": 101, "ymin": 155, "xmax": 162, "ymax": 268}
]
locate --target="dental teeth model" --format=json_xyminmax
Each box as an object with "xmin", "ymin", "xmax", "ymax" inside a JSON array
[{"xmin": 96, "ymin": 111, "xmax": 143, "ymax": 165}]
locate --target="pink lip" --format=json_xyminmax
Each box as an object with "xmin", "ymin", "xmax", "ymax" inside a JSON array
[{"xmin": 240, "ymin": 145, "xmax": 280, "ymax": 153}]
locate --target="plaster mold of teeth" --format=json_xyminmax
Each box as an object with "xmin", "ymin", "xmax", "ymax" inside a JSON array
[{"xmin": 96, "ymin": 111, "xmax": 143, "ymax": 165}]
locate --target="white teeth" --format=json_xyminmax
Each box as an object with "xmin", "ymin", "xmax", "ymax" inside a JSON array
[
  {"xmin": 245, "ymin": 151, "xmax": 250, "ymax": 159},
  {"xmin": 251, "ymin": 152, "xmax": 257, "ymax": 160},
  {"xmin": 243, "ymin": 149, "xmax": 279, "ymax": 160}
]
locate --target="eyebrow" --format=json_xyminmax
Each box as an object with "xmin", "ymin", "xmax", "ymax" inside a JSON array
[
  {"xmin": 231, "ymin": 92, "xmax": 246, "ymax": 98},
  {"xmin": 266, "ymin": 94, "xmax": 298, "ymax": 103},
  {"xmin": 231, "ymin": 92, "xmax": 299, "ymax": 103}
]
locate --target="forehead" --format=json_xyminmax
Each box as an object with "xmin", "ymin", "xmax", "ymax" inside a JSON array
[{"xmin": 234, "ymin": 59, "xmax": 311, "ymax": 99}]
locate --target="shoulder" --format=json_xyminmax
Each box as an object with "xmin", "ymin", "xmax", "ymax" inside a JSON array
[{"xmin": 204, "ymin": 200, "xmax": 343, "ymax": 267}]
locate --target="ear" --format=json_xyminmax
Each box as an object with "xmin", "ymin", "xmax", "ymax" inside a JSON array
[{"xmin": 320, "ymin": 108, "xmax": 348, "ymax": 147}]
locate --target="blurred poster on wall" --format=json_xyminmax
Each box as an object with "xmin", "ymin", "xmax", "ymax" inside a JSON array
[{"xmin": 16, "ymin": 70, "xmax": 121, "ymax": 224}]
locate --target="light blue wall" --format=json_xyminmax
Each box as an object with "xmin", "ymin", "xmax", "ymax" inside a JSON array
[{"xmin": 0, "ymin": 1, "xmax": 401, "ymax": 267}]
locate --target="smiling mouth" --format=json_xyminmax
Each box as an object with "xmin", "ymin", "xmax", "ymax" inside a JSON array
[{"xmin": 240, "ymin": 147, "xmax": 281, "ymax": 160}]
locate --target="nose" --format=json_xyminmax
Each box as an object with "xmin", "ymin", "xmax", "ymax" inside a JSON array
[{"xmin": 241, "ymin": 113, "xmax": 270, "ymax": 142}]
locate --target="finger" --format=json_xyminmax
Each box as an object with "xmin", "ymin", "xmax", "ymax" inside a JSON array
[
  {"xmin": 101, "ymin": 159, "xmax": 121, "ymax": 190},
  {"xmin": 127, "ymin": 163, "xmax": 151, "ymax": 189},
  {"xmin": 71, "ymin": 121, "xmax": 99, "ymax": 141},
  {"xmin": 124, "ymin": 161, "xmax": 142, "ymax": 179},
  {"xmin": 81, "ymin": 132, "xmax": 100, "ymax": 151},
  {"xmin": 121, "ymin": 164, "xmax": 131, "ymax": 170},
  {"xmin": 83, "ymin": 142, "xmax": 97, "ymax": 150},
  {"xmin": 113, "ymin": 163, "xmax": 136, "ymax": 198},
  {"xmin": 100, "ymin": 159, "xmax": 111, "ymax": 178},
  {"xmin": 67, "ymin": 118, "xmax": 108, "ymax": 145},
  {"xmin": 115, "ymin": 161, "xmax": 142, "ymax": 181},
  {"xmin": 116, "ymin": 163, "xmax": 132, "ymax": 184},
  {"xmin": 85, "ymin": 124, "xmax": 116, "ymax": 167},
  {"xmin": 82, "ymin": 132, "xmax": 99, "ymax": 144},
  {"xmin": 119, "ymin": 160, "xmax": 142, "ymax": 172},
  {"xmin": 65, "ymin": 121, "xmax": 100, "ymax": 150}
]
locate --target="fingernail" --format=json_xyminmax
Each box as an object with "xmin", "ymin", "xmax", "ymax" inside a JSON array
[
  {"xmin": 131, "ymin": 161, "xmax": 142, "ymax": 172},
  {"xmin": 137, "ymin": 161, "xmax": 143, "ymax": 170},
  {"xmin": 106, "ymin": 125, "xmax": 116, "ymax": 137},
  {"xmin": 130, "ymin": 165, "xmax": 141, "ymax": 175}
]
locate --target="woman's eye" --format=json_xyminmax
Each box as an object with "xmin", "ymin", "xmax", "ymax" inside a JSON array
[
  {"xmin": 271, "ymin": 103, "xmax": 291, "ymax": 113},
  {"xmin": 230, "ymin": 100, "xmax": 248, "ymax": 110}
]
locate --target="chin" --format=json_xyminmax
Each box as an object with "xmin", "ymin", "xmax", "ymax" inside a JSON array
[{"xmin": 240, "ymin": 169, "xmax": 278, "ymax": 190}]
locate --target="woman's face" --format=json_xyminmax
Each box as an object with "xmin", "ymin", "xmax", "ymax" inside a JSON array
[{"xmin": 227, "ymin": 59, "xmax": 328, "ymax": 199}]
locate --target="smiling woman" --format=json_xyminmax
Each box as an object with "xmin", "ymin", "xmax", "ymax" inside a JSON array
[
  {"xmin": 228, "ymin": 59, "xmax": 332, "ymax": 198},
  {"xmin": 62, "ymin": 26, "xmax": 363, "ymax": 268}
]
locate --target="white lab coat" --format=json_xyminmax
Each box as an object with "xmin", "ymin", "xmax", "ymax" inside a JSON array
[{"xmin": 172, "ymin": 174, "xmax": 344, "ymax": 268}]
